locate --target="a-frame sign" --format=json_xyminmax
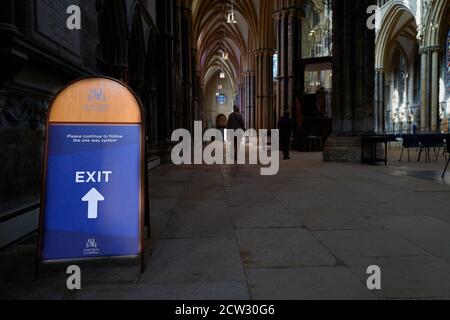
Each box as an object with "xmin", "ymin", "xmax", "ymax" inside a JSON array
[{"xmin": 36, "ymin": 77, "xmax": 146, "ymax": 275}]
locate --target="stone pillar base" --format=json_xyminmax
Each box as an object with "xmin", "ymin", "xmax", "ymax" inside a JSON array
[{"xmin": 323, "ymin": 135, "xmax": 362, "ymax": 163}]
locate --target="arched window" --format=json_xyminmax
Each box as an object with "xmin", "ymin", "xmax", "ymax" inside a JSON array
[
  {"xmin": 446, "ymin": 29, "xmax": 450, "ymax": 95},
  {"xmin": 216, "ymin": 94, "xmax": 227, "ymax": 105},
  {"xmin": 393, "ymin": 48, "xmax": 407, "ymax": 106}
]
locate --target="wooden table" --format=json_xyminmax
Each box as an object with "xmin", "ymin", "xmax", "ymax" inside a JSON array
[{"xmin": 361, "ymin": 135, "xmax": 388, "ymax": 166}]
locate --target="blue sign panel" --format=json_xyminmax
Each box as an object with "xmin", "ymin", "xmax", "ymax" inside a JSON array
[{"xmin": 41, "ymin": 124, "xmax": 141, "ymax": 261}]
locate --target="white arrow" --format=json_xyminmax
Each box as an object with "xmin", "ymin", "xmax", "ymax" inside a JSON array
[{"xmin": 81, "ymin": 188, "xmax": 105, "ymax": 219}]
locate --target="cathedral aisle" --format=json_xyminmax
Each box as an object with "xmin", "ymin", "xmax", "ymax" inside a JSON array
[{"xmin": 3, "ymin": 152, "xmax": 450, "ymax": 300}]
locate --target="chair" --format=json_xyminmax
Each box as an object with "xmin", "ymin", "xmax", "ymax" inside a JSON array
[
  {"xmin": 443, "ymin": 135, "xmax": 450, "ymax": 179},
  {"xmin": 418, "ymin": 134, "xmax": 446, "ymax": 163},
  {"xmin": 305, "ymin": 135, "xmax": 323, "ymax": 152},
  {"xmin": 387, "ymin": 134, "xmax": 398, "ymax": 150},
  {"xmin": 399, "ymin": 135, "xmax": 419, "ymax": 162}
]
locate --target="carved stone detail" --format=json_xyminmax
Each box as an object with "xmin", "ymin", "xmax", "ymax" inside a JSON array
[{"xmin": 0, "ymin": 94, "xmax": 48, "ymax": 130}]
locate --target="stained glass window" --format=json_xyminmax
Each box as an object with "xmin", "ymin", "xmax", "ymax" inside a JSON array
[{"xmin": 216, "ymin": 94, "xmax": 227, "ymax": 105}]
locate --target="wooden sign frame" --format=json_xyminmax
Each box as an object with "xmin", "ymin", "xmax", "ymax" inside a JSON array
[{"xmin": 35, "ymin": 76, "xmax": 148, "ymax": 278}]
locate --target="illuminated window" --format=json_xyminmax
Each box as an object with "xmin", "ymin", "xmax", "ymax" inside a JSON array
[
  {"xmin": 216, "ymin": 94, "xmax": 227, "ymax": 105},
  {"xmin": 273, "ymin": 51, "xmax": 278, "ymax": 79}
]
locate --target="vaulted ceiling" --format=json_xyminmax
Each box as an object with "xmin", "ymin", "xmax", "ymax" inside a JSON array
[{"xmin": 191, "ymin": 0, "xmax": 273, "ymax": 92}]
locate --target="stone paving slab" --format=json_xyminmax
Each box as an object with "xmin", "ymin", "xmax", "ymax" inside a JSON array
[
  {"xmin": 174, "ymin": 200, "xmax": 229, "ymax": 215},
  {"xmin": 275, "ymin": 191, "xmax": 328, "ymax": 210},
  {"xmin": 3, "ymin": 152, "xmax": 450, "ymax": 300},
  {"xmin": 229, "ymin": 205, "xmax": 300, "ymax": 229},
  {"xmin": 382, "ymin": 216, "xmax": 450, "ymax": 263},
  {"xmin": 294, "ymin": 209, "xmax": 383, "ymax": 231},
  {"xmin": 180, "ymin": 187, "xmax": 227, "ymax": 202},
  {"xmin": 149, "ymin": 198, "xmax": 179, "ymax": 215},
  {"xmin": 314, "ymin": 229, "xmax": 429, "ymax": 258},
  {"xmin": 343, "ymin": 256, "xmax": 450, "ymax": 299},
  {"xmin": 236, "ymin": 228, "xmax": 336, "ymax": 268},
  {"xmin": 1, "ymin": 285, "xmax": 75, "ymax": 300},
  {"xmin": 246, "ymin": 267, "xmax": 376, "ymax": 300},
  {"xmin": 149, "ymin": 183, "xmax": 187, "ymax": 199},
  {"xmin": 140, "ymin": 238, "xmax": 246, "ymax": 285},
  {"xmin": 226, "ymin": 191, "xmax": 280, "ymax": 207},
  {"xmin": 161, "ymin": 211, "xmax": 235, "ymax": 239},
  {"xmin": 73, "ymin": 282, "xmax": 250, "ymax": 300}
]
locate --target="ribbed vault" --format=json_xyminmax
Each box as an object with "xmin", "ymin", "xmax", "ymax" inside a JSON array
[{"xmin": 192, "ymin": 0, "xmax": 258, "ymax": 92}]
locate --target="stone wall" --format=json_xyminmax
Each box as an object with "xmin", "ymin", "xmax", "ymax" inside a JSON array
[
  {"xmin": 0, "ymin": 93, "xmax": 47, "ymax": 213},
  {"xmin": 0, "ymin": 0, "xmax": 200, "ymax": 223},
  {"xmin": 0, "ymin": 0, "xmax": 99, "ymax": 215}
]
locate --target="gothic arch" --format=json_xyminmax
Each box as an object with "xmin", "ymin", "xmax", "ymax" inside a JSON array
[
  {"xmin": 375, "ymin": 1, "xmax": 418, "ymax": 69},
  {"xmin": 98, "ymin": 0, "xmax": 129, "ymax": 80},
  {"xmin": 424, "ymin": 0, "xmax": 450, "ymax": 47},
  {"xmin": 144, "ymin": 26, "xmax": 159, "ymax": 148},
  {"xmin": 257, "ymin": 0, "xmax": 274, "ymax": 49},
  {"xmin": 128, "ymin": 8, "xmax": 146, "ymax": 95},
  {"xmin": 192, "ymin": 0, "xmax": 258, "ymax": 47},
  {"xmin": 192, "ymin": 0, "xmax": 261, "ymax": 93}
]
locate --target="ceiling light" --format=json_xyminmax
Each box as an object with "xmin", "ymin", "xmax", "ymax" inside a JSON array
[
  {"xmin": 227, "ymin": 13, "xmax": 237, "ymax": 24},
  {"xmin": 227, "ymin": 0, "xmax": 237, "ymax": 24}
]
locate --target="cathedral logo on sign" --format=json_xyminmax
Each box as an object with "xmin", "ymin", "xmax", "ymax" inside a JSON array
[
  {"xmin": 83, "ymin": 238, "xmax": 100, "ymax": 256},
  {"xmin": 88, "ymin": 88, "xmax": 106, "ymax": 102}
]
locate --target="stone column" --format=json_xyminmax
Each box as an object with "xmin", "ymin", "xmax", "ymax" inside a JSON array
[
  {"xmin": 0, "ymin": 0, "xmax": 16, "ymax": 29},
  {"xmin": 430, "ymin": 47, "xmax": 441, "ymax": 131},
  {"xmin": 255, "ymin": 49, "xmax": 274, "ymax": 130},
  {"xmin": 246, "ymin": 70, "xmax": 256, "ymax": 129},
  {"xmin": 100, "ymin": 0, "xmax": 129, "ymax": 82},
  {"xmin": 273, "ymin": 6, "xmax": 303, "ymax": 121},
  {"xmin": 420, "ymin": 46, "xmax": 441, "ymax": 132},
  {"xmin": 198, "ymin": 74, "xmax": 205, "ymax": 122},
  {"xmin": 323, "ymin": 0, "xmax": 376, "ymax": 162},
  {"xmin": 420, "ymin": 49, "xmax": 429, "ymax": 131},
  {"xmin": 244, "ymin": 71, "xmax": 249, "ymax": 128},
  {"xmin": 180, "ymin": 2, "xmax": 193, "ymax": 132},
  {"xmin": 239, "ymin": 84, "xmax": 245, "ymax": 114},
  {"xmin": 156, "ymin": 0, "xmax": 175, "ymax": 142},
  {"xmin": 331, "ymin": 0, "xmax": 375, "ymax": 133},
  {"xmin": 375, "ymin": 69, "xmax": 386, "ymax": 132},
  {"xmin": 192, "ymin": 49, "xmax": 201, "ymax": 122}
]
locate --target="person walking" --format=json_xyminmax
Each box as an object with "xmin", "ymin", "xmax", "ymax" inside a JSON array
[
  {"xmin": 227, "ymin": 105, "xmax": 246, "ymax": 161},
  {"xmin": 278, "ymin": 111, "xmax": 293, "ymax": 160}
]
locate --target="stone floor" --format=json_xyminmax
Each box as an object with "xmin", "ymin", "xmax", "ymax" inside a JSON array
[{"xmin": 1, "ymin": 149, "xmax": 450, "ymax": 300}]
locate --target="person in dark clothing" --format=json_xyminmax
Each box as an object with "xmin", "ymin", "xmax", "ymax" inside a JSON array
[
  {"xmin": 278, "ymin": 111, "xmax": 293, "ymax": 160},
  {"xmin": 227, "ymin": 105, "xmax": 246, "ymax": 161},
  {"xmin": 227, "ymin": 105, "xmax": 246, "ymax": 131}
]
